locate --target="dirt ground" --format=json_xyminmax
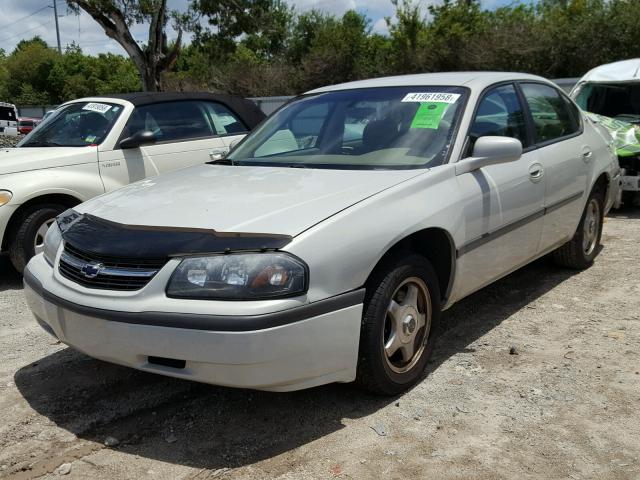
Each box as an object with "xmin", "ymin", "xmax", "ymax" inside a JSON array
[{"xmin": 0, "ymin": 209, "xmax": 639, "ymax": 480}]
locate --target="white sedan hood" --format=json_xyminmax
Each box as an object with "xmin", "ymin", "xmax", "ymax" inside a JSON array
[
  {"xmin": 78, "ymin": 164, "xmax": 424, "ymax": 236},
  {"xmin": 0, "ymin": 146, "xmax": 97, "ymax": 175}
]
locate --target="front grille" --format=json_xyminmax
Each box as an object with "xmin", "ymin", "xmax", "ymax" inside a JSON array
[{"xmin": 59, "ymin": 243, "xmax": 167, "ymax": 291}]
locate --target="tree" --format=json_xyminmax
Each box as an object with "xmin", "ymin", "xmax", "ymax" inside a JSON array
[
  {"xmin": 3, "ymin": 37, "xmax": 59, "ymax": 103},
  {"xmin": 387, "ymin": 0, "xmax": 429, "ymax": 73},
  {"xmin": 66, "ymin": 0, "xmax": 184, "ymax": 91}
]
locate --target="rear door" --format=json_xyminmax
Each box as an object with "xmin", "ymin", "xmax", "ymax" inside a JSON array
[
  {"xmin": 518, "ymin": 82, "xmax": 588, "ymax": 250},
  {"xmin": 454, "ymin": 83, "xmax": 545, "ymax": 298},
  {"xmin": 98, "ymin": 100, "xmax": 249, "ymax": 191}
]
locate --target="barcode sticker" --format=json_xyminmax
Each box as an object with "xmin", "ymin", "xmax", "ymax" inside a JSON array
[
  {"xmin": 82, "ymin": 103, "xmax": 112, "ymax": 114},
  {"xmin": 402, "ymin": 92, "xmax": 460, "ymax": 104}
]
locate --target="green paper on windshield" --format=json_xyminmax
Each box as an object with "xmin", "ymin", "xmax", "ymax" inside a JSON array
[{"xmin": 410, "ymin": 102, "xmax": 448, "ymax": 129}]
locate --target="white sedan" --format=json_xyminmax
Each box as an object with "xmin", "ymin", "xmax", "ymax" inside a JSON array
[
  {"xmin": 0, "ymin": 92, "xmax": 264, "ymax": 272},
  {"xmin": 24, "ymin": 72, "xmax": 620, "ymax": 395}
]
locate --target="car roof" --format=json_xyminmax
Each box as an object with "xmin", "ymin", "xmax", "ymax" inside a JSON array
[
  {"xmin": 306, "ymin": 71, "xmax": 551, "ymax": 93},
  {"xmin": 67, "ymin": 91, "xmax": 266, "ymax": 130},
  {"xmin": 576, "ymin": 58, "xmax": 640, "ymax": 84}
]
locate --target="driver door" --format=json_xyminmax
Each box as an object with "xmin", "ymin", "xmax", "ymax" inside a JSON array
[
  {"xmin": 98, "ymin": 100, "xmax": 239, "ymax": 192},
  {"xmin": 453, "ymin": 83, "xmax": 546, "ymax": 300}
]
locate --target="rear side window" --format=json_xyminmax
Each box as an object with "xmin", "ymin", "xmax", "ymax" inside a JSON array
[
  {"xmin": 201, "ymin": 102, "xmax": 247, "ymax": 135},
  {"xmin": 520, "ymin": 83, "xmax": 580, "ymax": 143},
  {"xmin": 125, "ymin": 100, "xmax": 215, "ymax": 143},
  {"xmin": 0, "ymin": 106, "xmax": 17, "ymax": 122},
  {"xmin": 470, "ymin": 84, "xmax": 529, "ymax": 147}
]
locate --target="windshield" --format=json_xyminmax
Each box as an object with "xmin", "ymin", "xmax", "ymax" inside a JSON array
[
  {"xmin": 18, "ymin": 101, "xmax": 123, "ymax": 147},
  {"xmin": 573, "ymin": 82, "xmax": 640, "ymax": 124},
  {"xmin": 227, "ymin": 86, "xmax": 468, "ymax": 169}
]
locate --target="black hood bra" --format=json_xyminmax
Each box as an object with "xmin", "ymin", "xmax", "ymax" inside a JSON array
[{"xmin": 57, "ymin": 210, "xmax": 292, "ymax": 259}]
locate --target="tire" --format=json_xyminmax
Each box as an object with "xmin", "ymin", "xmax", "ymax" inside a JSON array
[
  {"xmin": 355, "ymin": 253, "xmax": 441, "ymax": 395},
  {"xmin": 8, "ymin": 204, "xmax": 66, "ymax": 273},
  {"xmin": 552, "ymin": 188, "xmax": 604, "ymax": 270}
]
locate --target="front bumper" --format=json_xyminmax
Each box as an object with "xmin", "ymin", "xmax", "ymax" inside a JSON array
[{"xmin": 24, "ymin": 258, "xmax": 364, "ymax": 392}]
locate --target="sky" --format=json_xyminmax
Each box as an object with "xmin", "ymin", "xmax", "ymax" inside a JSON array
[{"xmin": 0, "ymin": 0, "xmax": 514, "ymax": 57}]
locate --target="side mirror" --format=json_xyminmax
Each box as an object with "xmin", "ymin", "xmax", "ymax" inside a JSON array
[
  {"xmin": 455, "ymin": 136, "xmax": 522, "ymax": 176},
  {"xmin": 119, "ymin": 130, "xmax": 156, "ymax": 149}
]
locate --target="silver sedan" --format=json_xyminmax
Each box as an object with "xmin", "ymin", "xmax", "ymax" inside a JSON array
[{"xmin": 24, "ymin": 72, "xmax": 620, "ymax": 394}]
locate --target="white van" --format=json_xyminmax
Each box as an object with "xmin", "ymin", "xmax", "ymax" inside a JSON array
[{"xmin": 0, "ymin": 102, "xmax": 19, "ymax": 136}]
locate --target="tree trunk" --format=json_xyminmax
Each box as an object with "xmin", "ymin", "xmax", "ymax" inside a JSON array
[
  {"xmin": 142, "ymin": 65, "xmax": 161, "ymax": 92},
  {"xmin": 69, "ymin": 1, "xmax": 182, "ymax": 93}
]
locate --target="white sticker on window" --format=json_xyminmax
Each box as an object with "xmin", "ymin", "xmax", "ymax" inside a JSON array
[
  {"xmin": 401, "ymin": 92, "xmax": 461, "ymax": 104},
  {"xmin": 82, "ymin": 103, "xmax": 112, "ymax": 114}
]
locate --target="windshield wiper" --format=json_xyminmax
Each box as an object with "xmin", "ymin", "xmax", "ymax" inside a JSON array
[
  {"xmin": 22, "ymin": 140, "xmax": 63, "ymax": 147},
  {"xmin": 206, "ymin": 158, "xmax": 234, "ymax": 165}
]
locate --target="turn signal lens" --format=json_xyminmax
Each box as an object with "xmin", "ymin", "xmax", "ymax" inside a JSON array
[{"xmin": 0, "ymin": 190, "xmax": 12, "ymax": 207}]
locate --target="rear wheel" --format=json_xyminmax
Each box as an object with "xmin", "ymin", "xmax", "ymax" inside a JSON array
[
  {"xmin": 552, "ymin": 189, "xmax": 604, "ymax": 270},
  {"xmin": 9, "ymin": 204, "xmax": 66, "ymax": 273},
  {"xmin": 355, "ymin": 254, "xmax": 441, "ymax": 395}
]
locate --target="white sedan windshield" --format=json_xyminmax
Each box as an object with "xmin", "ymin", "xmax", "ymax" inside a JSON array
[
  {"xmin": 228, "ymin": 86, "xmax": 468, "ymax": 169},
  {"xmin": 19, "ymin": 102, "xmax": 123, "ymax": 147}
]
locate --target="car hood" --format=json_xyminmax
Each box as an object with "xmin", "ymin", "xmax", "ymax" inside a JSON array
[
  {"xmin": 78, "ymin": 164, "xmax": 425, "ymax": 236},
  {"xmin": 0, "ymin": 147, "xmax": 97, "ymax": 175},
  {"xmin": 585, "ymin": 112, "xmax": 640, "ymax": 158}
]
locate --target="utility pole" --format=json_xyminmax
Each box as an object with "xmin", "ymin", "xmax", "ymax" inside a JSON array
[{"xmin": 53, "ymin": 0, "xmax": 62, "ymax": 54}]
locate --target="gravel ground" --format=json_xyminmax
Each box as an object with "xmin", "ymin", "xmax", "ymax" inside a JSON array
[
  {"xmin": 0, "ymin": 209, "xmax": 639, "ymax": 480},
  {"xmin": 0, "ymin": 136, "xmax": 20, "ymax": 149}
]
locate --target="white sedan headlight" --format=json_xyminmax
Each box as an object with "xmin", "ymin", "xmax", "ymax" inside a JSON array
[
  {"xmin": 167, "ymin": 253, "xmax": 308, "ymax": 300},
  {"xmin": 43, "ymin": 221, "xmax": 63, "ymax": 266}
]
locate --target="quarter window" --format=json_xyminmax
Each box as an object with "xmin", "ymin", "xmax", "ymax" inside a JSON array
[
  {"xmin": 470, "ymin": 84, "xmax": 529, "ymax": 147},
  {"xmin": 520, "ymin": 83, "xmax": 579, "ymax": 143}
]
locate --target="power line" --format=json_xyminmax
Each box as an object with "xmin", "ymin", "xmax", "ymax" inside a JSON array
[
  {"xmin": 0, "ymin": 5, "xmax": 50, "ymax": 31},
  {"xmin": 0, "ymin": 19, "xmax": 53, "ymax": 44}
]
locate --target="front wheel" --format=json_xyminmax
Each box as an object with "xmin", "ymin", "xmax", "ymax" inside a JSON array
[
  {"xmin": 552, "ymin": 189, "xmax": 604, "ymax": 270},
  {"xmin": 9, "ymin": 204, "xmax": 66, "ymax": 273},
  {"xmin": 355, "ymin": 254, "xmax": 441, "ymax": 395}
]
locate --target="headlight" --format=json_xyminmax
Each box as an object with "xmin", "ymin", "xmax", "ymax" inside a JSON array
[
  {"xmin": 167, "ymin": 253, "xmax": 308, "ymax": 300},
  {"xmin": 0, "ymin": 190, "xmax": 12, "ymax": 207},
  {"xmin": 43, "ymin": 221, "xmax": 63, "ymax": 266}
]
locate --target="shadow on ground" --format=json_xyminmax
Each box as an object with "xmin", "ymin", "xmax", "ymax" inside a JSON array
[
  {"xmin": 607, "ymin": 203, "xmax": 640, "ymax": 220},
  {"xmin": 14, "ymin": 254, "xmax": 580, "ymax": 471},
  {"xmin": 0, "ymin": 257, "xmax": 22, "ymax": 293}
]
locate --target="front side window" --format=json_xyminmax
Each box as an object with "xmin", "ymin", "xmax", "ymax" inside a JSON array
[
  {"xmin": 227, "ymin": 86, "xmax": 468, "ymax": 169},
  {"xmin": 521, "ymin": 83, "xmax": 579, "ymax": 143},
  {"xmin": 123, "ymin": 100, "xmax": 215, "ymax": 143},
  {"xmin": 201, "ymin": 102, "xmax": 247, "ymax": 135},
  {"xmin": 19, "ymin": 102, "xmax": 122, "ymax": 147},
  {"xmin": 469, "ymin": 84, "xmax": 529, "ymax": 147}
]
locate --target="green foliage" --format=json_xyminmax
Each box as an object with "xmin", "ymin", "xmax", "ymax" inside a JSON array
[{"xmin": 0, "ymin": 37, "xmax": 140, "ymax": 105}]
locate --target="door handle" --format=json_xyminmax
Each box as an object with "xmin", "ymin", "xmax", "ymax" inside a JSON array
[
  {"xmin": 582, "ymin": 147, "xmax": 593, "ymax": 162},
  {"xmin": 528, "ymin": 163, "xmax": 544, "ymax": 181},
  {"xmin": 209, "ymin": 148, "xmax": 229, "ymax": 161}
]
